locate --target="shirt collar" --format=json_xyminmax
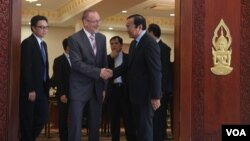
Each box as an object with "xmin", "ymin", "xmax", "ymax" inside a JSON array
[
  {"xmin": 156, "ymin": 38, "xmax": 161, "ymax": 43},
  {"xmin": 33, "ymin": 33, "xmax": 43, "ymax": 44},
  {"xmin": 64, "ymin": 52, "xmax": 69, "ymax": 58},
  {"xmin": 83, "ymin": 28, "xmax": 94, "ymax": 37},
  {"xmin": 135, "ymin": 30, "xmax": 146, "ymax": 43}
]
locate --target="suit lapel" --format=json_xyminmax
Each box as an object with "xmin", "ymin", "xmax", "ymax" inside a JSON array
[
  {"xmin": 62, "ymin": 54, "xmax": 71, "ymax": 69},
  {"xmin": 31, "ymin": 35, "xmax": 46, "ymax": 64},
  {"xmin": 128, "ymin": 40, "xmax": 137, "ymax": 67},
  {"xmin": 81, "ymin": 30, "xmax": 96, "ymax": 57}
]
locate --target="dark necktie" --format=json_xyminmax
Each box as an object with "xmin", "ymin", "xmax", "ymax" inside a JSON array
[
  {"xmin": 130, "ymin": 40, "xmax": 137, "ymax": 56},
  {"xmin": 40, "ymin": 41, "xmax": 47, "ymax": 81},
  {"xmin": 40, "ymin": 41, "xmax": 46, "ymax": 63}
]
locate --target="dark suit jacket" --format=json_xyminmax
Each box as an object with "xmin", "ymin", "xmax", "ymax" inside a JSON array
[
  {"xmin": 52, "ymin": 54, "xmax": 71, "ymax": 99},
  {"xmin": 68, "ymin": 29, "xmax": 107, "ymax": 102},
  {"xmin": 158, "ymin": 40, "xmax": 172, "ymax": 93},
  {"xmin": 107, "ymin": 52, "xmax": 128, "ymax": 97},
  {"xmin": 114, "ymin": 33, "xmax": 162, "ymax": 104},
  {"xmin": 20, "ymin": 34, "xmax": 49, "ymax": 100}
]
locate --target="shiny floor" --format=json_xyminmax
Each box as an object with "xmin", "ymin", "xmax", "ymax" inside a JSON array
[
  {"xmin": 37, "ymin": 128, "xmax": 173, "ymax": 141},
  {"xmin": 37, "ymin": 128, "xmax": 125, "ymax": 141}
]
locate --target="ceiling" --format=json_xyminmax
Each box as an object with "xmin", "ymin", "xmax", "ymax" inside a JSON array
[{"xmin": 22, "ymin": 0, "xmax": 175, "ymax": 33}]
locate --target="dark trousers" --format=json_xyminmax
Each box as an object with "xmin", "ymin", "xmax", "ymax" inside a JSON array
[
  {"xmin": 132, "ymin": 102, "xmax": 154, "ymax": 141},
  {"xmin": 58, "ymin": 101, "xmax": 69, "ymax": 141},
  {"xmin": 110, "ymin": 84, "xmax": 136, "ymax": 141},
  {"xmin": 19, "ymin": 98, "xmax": 48, "ymax": 141},
  {"xmin": 167, "ymin": 93, "xmax": 174, "ymax": 134},
  {"xmin": 153, "ymin": 93, "xmax": 167, "ymax": 141}
]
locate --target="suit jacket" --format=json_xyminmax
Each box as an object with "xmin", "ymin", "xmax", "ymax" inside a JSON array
[
  {"xmin": 107, "ymin": 52, "xmax": 128, "ymax": 97},
  {"xmin": 68, "ymin": 29, "xmax": 107, "ymax": 102},
  {"xmin": 158, "ymin": 40, "xmax": 172, "ymax": 93},
  {"xmin": 52, "ymin": 54, "xmax": 71, "ymax": 99},
  {"xmin": 20, "ymin": 34, "xmax": 49, "ymax": 100},
  {"xmin": 114, "ymin": 33, "xmax": 162, "ymax": 104}
]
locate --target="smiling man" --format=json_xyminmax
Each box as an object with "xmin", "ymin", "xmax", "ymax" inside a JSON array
[{"xmin": 67, "ymin": 9, "xmax": 112, "ymax": 141}]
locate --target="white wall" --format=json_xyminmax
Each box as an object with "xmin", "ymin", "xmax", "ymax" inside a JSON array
[
  {"xmin": 102, "ymin": 30, "xmax": 174, "ymax": 62},
  {"xmin": 21, "ymin": 25, "xmax": 174, "ymax": 77},
  {"xmin": 21, "ymin": 25, "xmax": 75, "ymax": 77}
]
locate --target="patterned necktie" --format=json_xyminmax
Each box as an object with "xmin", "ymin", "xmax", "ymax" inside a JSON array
[{"xmin": 89, "ymin": 35, "xmax": 97, "ymax": 55}]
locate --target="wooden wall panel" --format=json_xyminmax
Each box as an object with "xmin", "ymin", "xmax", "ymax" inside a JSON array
[
  {"xmin": 192, "ymin": 0, "xmax": 205, "ymax": 140},
  {"xmin": 0, "ymin": 0, "xmax": 21, "ymax": 140},
  {"xmin": 202, "ymin": 0, "xmax": 241, "ymax": 140},
  {"xmin": 240, "ymin": 0, "xmax": 250, "ymax": 124},
  {"xmin": 0, "ymin": 0, "xmax": 10, "ymax": 139},
  {"xmin": 176, "ymin": 0, "xmax": 250, "ymax": 141}
]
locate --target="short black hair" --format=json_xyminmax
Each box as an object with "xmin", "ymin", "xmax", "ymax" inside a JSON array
[
  {"xmin": 30, "ymin": 15, "xmax": 48, "ymax": 31},
  {"xmin": 148, "ymin": 23, "xmax": 161, "ymax": 38},
  {"xmin": 62, "ymin": 38, "xmax": 68, "ymax": 50},
  {"xmin": 110, "ymin": 36, "xmax": 123, "ymax": 44},
  {"xmin": 127, "ymin": 14, "xmax": 146, "ymax": 30}
]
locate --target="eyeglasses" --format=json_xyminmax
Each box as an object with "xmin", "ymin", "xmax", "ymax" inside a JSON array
[
  {"xmin": 36, "ymin": 26, "xmax": 49, "ymax": 30},
  {"xmin": 86, "ymin": 19, "xmax": 101, "ymax": 24}
]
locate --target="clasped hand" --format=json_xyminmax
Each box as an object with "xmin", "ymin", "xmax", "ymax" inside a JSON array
[{"xmin": 100, "ymin": 68, "xmax": 113, "ymax": 80}]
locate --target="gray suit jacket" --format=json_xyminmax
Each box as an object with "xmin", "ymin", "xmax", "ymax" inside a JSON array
[{"xmin": 68, "ymin": 29, "xmax": 107, "ymax": 102}]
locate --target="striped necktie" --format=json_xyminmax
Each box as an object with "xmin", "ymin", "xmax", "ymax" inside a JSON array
[{"xmin": 89, "ymin": 35, "xmax": 97, "ymax": 55}]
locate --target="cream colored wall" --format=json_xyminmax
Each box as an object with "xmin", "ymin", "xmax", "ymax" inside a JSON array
[
  {"xmin": 21, "ymin": 26, "xmax": 174, "ymax": 77},
  {"xmin": 102, "ymin": 30, "xmax": 174, "ymax": 62},
  {"xmin": 21, "ymin": 25, "xmax": 75, "ymax": 77}
]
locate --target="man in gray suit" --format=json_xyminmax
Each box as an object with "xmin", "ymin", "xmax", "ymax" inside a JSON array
[{"xmin": 68, "ymin": 9, "xmax": 112, "ymax": 141}]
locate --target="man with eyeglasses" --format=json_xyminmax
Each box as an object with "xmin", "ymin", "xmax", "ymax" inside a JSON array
[
  {"xmin": 20, "ymin": 15, "xmax": 49, "ymax": 141},
  {"xmin": 67, "ymin": 9, "xmax": 112, "ymax": 141}
]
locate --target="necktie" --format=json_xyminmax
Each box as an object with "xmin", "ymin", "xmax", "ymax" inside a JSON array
[
  {"xmin": 40, "ymin": 41, "xmax": 47, "ymax": 81},
  {"xmin": 89, "ymin": 35, "xmax": 97, "ymax": 55},
  {"xmin": 40, "ymin": 41, "xmax": 46, "ymax": 63}
]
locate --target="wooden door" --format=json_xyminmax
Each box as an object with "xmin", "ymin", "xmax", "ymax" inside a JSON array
[
  {"xmin": 174, "ymin": 0, "xmax": 250, "ymax": 140},
  {"xmin": 0, "ymin": 0, "xmax": 21, "ymax": 140}
]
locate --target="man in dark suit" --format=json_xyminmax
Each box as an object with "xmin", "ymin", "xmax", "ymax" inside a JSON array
[
  {"xmin": 114, "ymin": 14, "xmax": 162, "ymax": 141},
  {"xmin": 107, "ymin": 36, "xmax": 136, "ymax": 141},
  {"xmin": 67, "ymin": 9, "xmax": 112, "ymax": 141},
  {"xmin": 52, "ymin": 38, "xmax": 71, "ymax": 141},
  {"xmin": 148, "ymin": 23, "xmax": 173, "ymax": 141},
  {"xmin": 19, "ymin": 15, "xmax": 50, "ymax": 141}
]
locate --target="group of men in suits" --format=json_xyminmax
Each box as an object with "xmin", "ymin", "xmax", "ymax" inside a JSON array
[{"xmin": 20, "ymin": 9, "xmax": 172, "ymax": 141}]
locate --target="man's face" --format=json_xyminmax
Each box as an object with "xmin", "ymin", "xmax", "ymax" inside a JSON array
[
  {"xmin": 110, "ymin": 38, "xmax": 122, "ymax": 52},
  {"xmin": 32, "ymin": 20, "xmax": 48, "ymax": 38},
  {"xmin": 126, "ymin": 18, "xmax": 140, "ymax": 39},
  {"xmin": 83, "ymin": 11, "xmax": 101, "ymax": 34}
]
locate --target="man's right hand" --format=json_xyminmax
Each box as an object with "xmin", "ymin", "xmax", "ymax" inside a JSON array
[
  {"xmin": 60, "ymin": 95, "xmax": 68, "ymax": 103},
  {"xmin": 28, "ymin": 91, "xmax": 36, "ymax": 102},
  {"xmin": 100, "ymin": 68, "xmax": 113, "ymax": 80}
]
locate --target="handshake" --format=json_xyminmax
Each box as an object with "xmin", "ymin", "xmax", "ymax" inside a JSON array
[{"xmin": 100, "ymin": 68, "xmax": 113, "ymax": 80}]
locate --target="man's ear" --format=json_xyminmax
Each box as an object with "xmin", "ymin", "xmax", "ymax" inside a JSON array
[{"xmin": 138, "ymin": 24, "xmax": 143, "ymax": 30}]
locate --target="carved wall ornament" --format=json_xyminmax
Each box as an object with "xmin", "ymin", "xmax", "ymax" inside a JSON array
[{"xmin": 211, "ymin": 19, "xmax": 233, "ymax": 75}]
